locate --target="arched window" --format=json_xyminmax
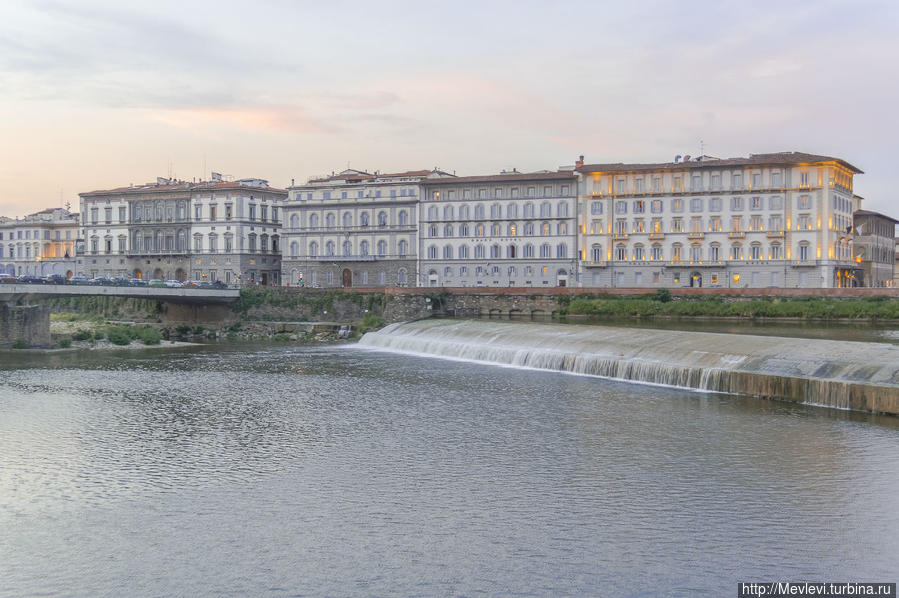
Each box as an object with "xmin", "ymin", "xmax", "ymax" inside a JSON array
[
  {"xmin": 523, "ymin": 243, "xmax": 534, "ymax": 258},
  {"xmin": 459, "ymin": 205, "xmax": 470, "ymax": 220},
  {"xmin": 507, "ymin": 223, "xmax": 517, "ymax": 236},
  {"xmin": 397, "ymin": 268, "xmax": 408, "ymax": 285},
  {"xmin": 458, "ymin": 244, "xmax": 469, "ymax": 259},
  {"xmin": 443, "ymin": 224, "xmax": 454, "ymax": 237},
  {"xmin": 343, "ymin": 212, "xmax": 353, "ymax": 227},
  {"xmin": 490, "ymin": 203, "xmax": 501, "ymax": 218},
  {"xmin": 428, "ymin": 206, "xmax": 438, "ymax": 220},
  {"xmin": 474, "ymin": 205, "xmax": 485, "ymax": 220},
  {"xmin": 309, "ymin": 213, "xmax": 319, "ymax": 228},
  {"xmin": 443, "ymin": 205, "xmax": 454, "ymax": 220},
  {"xmin": 557, "ymin": 202, "xmax": 569, "ymax": 217},
  {"xmin": 651, "ymin": 244, "xmax": 663, "ymax": 261},
  {"xmin": 709, "ymin": 243, "xmax": 720, "ymax": 261},
  {"xmin": 524, "ymin": 202, "xmax": 535, "ymax": 218},
  {"xmin": 540, "ymin": 243, "xmax": 551, "ymax": 258},
  {"xmin": 475, "ymin": 223, "xmax": 485, "ymax": 237},
  {"xmin": 289, "ymin": 214, "xmax": 299, "ymax": 229},
  {"xmin": 541, "ymin": 222, "xmax": 550, "ymax": 235},
  {"xmin": 523, "ymin": 222, "xmax": 534, "ymax": 236},
  {"xmin": 309, "ymin": 241, "xmax": 318, "ymax": 257},
  {"xmin": 325, "ymin": 241, "xmax": 335, "ymax": 256},
  {"xmin": 343, "ymin": 240, "xmax": 352, "ymax": 256},
  {"xmin": 397, "ymin": 210, "xmax": 407, "ymax": 226},
  {"xmin": 443, "ymin": 244, "xmax": 453, "ymax": 259},
  {"xmin": 634, "ymin": 245, "xmax": 644, "ymax": 261},
  {"xmin": 428, "ymin": 245, "xmax": 438, "ymax": 259},
  {"xmin": 507, "ymin": 244, "xmax": 517, "ymax": 258},
  {"xmin": 474, "ymin": 244, "xmax": 485, "ymax": 259},
  {"xmin": 325, "ymin": 213, "xmax": 336, "ymax": 228},
  {"xmin": 557, "ymin": 222, "xmax": 567, "ymax": 235},
  {"xmin": 750, "ymin": 243, "xmax": 762, "ymax": 260},
  {"xmin": 770, "ymin": 243, "xmax": 782, "ymax": 260},
  {"xmin": 377, "ymin": 240, "xmax": 387, "ymax": 256},
  {"xmin": 506, "ymin": 203, "xmax": 518, "ymax": 218},
  {"xmin": 690, "ymin": 244, "xmax": 702, "ymax": 262},
  {"xmin": 360, "ymin": 240, "xmax": 369, "ymax": 256},
  {"xmin": 731, "ymin": 243, "xmax": 742, "ymax": 260},
  {"xmin": 177, "ymin": 230, "xmax": 185, "ymax": 251},
  {"xmin": 591, "ymin": 244, "xmax": 603, "ymax": 262},
  {"xmin": 672, "ymin": 243, "xmax": 683, "ymax": 262},
  {"xmin": 556, "ymin": 243, "xmax": 567, "ymax": 258},
  {"xmin": 397, "ymin": 240, "xmax": 407, "ymax": 256},
  {"xmin": 429, "ymin": 225, "xmax": 438, "ymax": 237},
  {"xmin": 444, "ymin": 266, "xmax": 453, "ymax": 277},
  {"xmin": 490, "ymin": 244, "xmax": 500, "ymax": 258},
  {"xmin": 614, "ymin": 244, "xmax": 627, "ymax": 260},
  {"xmin": 798, "ymin": 242, "xmax": 810, "ymax": 261},
  {"xmin": 360, "ymin": 212, "xmax": 370, "ymax": 227},
  {"xmin": 378, "ymin": 211, "xmax": 387, "ymax": 226},
  {"xmin": 491, "ymin": 223, "xmax": 501, "ymax": 236},
  {"xmin": 540, "ymin": 201, "xmax": 551, "ymax": 217},
  {"xmin": 290, "ymin": 241, "xmax": 298, "ymax": 257}
]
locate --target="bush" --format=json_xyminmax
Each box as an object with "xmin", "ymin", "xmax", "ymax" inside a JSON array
[
  {"xmin": 93, "ymin": 330, "xmax": 106, "ymax": 341},
  {"xmin": 226, "ymin": 332, "xmax": 238, "ymax": 342},
  {"xmin": 138, "ymin": 327, "xmax": 162, "ymax": 345},
  {"xmin": 654, "ymin": 288, "xmax": 672, "ymax": 303},
  {"xmin": 58, "ymin": 338, "xmax": 72, "ymax": 348},
  {"xmin": 105, "ymin": 325, "xmax": 134, "ymax": 346},
  {"xmin": 272, "ymin": 333, "xmax": 291, "ymax": 342},
  {"xmin": 358, "ymin": 312, "xmax": 385, "ymax": 333},
  {"xmin": 11, "ymin": 339, "xmax": 25, "ymax": 349},
  {"xmin": 72, "ymin": 329, "xmax": 92, "ymax": 341}
]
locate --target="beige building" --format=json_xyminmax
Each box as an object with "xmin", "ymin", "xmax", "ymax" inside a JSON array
[
  {"xmin": 0, "ymin": 208, "xmax": 80, "ymax": 278},
  {"xmin": 576, "ymin": 152, "xmax": 863, "ymax": 288}
]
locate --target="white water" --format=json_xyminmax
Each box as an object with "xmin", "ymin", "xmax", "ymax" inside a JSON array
[{"xmin": 359, "ymin": 320, "xmax": 899, "ymax": 413}]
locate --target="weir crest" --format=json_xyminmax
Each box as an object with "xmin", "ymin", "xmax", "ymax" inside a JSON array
[{"xmin": 358, "ymin": 320, "xmax": 899, "ymax": 416}]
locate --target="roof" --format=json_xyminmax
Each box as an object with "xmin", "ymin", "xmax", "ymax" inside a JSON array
[
  {"xmin": 578, "ymin": 152, "xmax": 863, "ymax": 175},
  {"xmin": 421, "ymin": 170, "xmax": 576, "ymax": 186},
  {"xmin": 854, "ymin": 210, "xmax": 899, "ymax": 224},
  {"xmin": 82, "ymin": 178, "xmax": 286, "ymax": 197},
  {"xmin": 303, "ymin": 168, "xmax": 453, "ymax": 185}
]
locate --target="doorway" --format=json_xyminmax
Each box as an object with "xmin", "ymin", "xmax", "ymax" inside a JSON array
[{"xmin": 342, "ymin": 268, "xmax": 352, "ymax": 288}]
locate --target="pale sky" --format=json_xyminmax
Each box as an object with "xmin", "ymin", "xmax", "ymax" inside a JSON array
[{"xmin": 1, "ymin": 0, "xmax": 897, "ymax": 217}]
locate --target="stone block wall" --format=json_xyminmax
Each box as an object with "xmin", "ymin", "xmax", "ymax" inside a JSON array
[{"xmin": 0, "ymin": 304, "xmax": 51, "ymax": 347}]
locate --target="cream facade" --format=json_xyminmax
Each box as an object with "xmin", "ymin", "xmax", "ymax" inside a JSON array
[
  {"xmin": 419, "ymin": 171, "xmax": 579, "ymax": 287},
  {"xmin": 577, "ymin": 152, "xmax": 863, "ymax": 288},
  {"xmin": 852, "ymin": 209, "xmax": 897, "ymax": 287},
  {"xmin": 79, "ymin": 175, "xmax": 286, "ymax": 283},
  {"xmin": 0, "ymin": 208, "xmax": 81, "ymax": 277},
  {"xmin": 281, "ymin": 169, "xmax": 453, "ymax": 288}
]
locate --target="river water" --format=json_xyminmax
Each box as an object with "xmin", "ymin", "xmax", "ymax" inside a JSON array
[{"xmin": 1, "ymin": 343, "xmax": 898, "ymax": 597}]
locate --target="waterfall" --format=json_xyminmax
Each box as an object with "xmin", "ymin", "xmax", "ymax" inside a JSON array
[{"xmin": 358, "ymin": 320, "xmax": 899, "ymax": 415}]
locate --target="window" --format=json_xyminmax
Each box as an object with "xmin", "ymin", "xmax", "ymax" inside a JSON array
[
  {"xmin": 490, "ymin": 244, "xmax": 500, "ymax": 259},
  {"xmin": 474, "ymin": 244, "xmax": 485, "ymax": 259},
  {"xmin": 750, "ymin": 215, "xmax": 762, "ymax": 231},
  {"xmin": 634, "ymin": 245, "xmax": 644, "ymax": 261},
  {"xmin": 651, "ymin": 199, "xmax": 663, "ymax": 213},
  {"xmin": 248, "ymin": 205, "xmax": 255, "ymax": 220},
  {"xmin": 634, "ymin": 179, "xmax": 643, "ymax": 194},
  {"xmin": 398, "ymin": 210, "xmax": 408, "ymax": 226},
  {"xmin": 310, "ymin": 214, "xmax": 319, "ymax": 228},
  {"xmin": 731, "ymin": 244, "xmax": 742, "ymax": 260},
  {"xmin": 615, "ymin": 245, "xmax": 626, "ymax": 260},
  {"xmin": 325, "ymin": 241, "xmax": 335, "ymax": 256},
  {"xmin": 343, "ymin": 240, "xmax": 352, "ymax": 256},
  {"xmin": 769, "ymin": 215, "xmax": 783, "ymax": 231},
  {"xmin": 378, "ymin": 211, "xmax": 387, "ymax": 226},
  {"xmin": 540, "ymin": 202, "xmax": 551, "ymax": 217},
  {"xmin": 690, "ymin": 245, "xmax": 702, "ymax": 262},
  {"xmin": 377, "ymin": 241, "xmax": 387, "ymax": 257},
  {"xmin": 540, "ymin": 243, "xmax": 551, "ymax": 258},
  {"xmin": 290, "ymin": 214, "xmax": 300, "ymax": 229},
  {"xmin": 429, "ymin": 225, "xmax": 438, "ymax": 237},
  {"xmin": 749, "ymin": 243, "xmax": 761, "ymax": 260},
  {"xmin": 457, "ymin": 244, "xmax": 468, "ymax": 259},
  {"xmin": 771, "ymin": 172, "xmax": 781, "ymax": 188},
  {"xmin": 633, "ymin": 200, "xmax": 645, "ymax": 214},
  {"xmin": 615, "ymin": 201, "xmax": 627, "ymax": 215},
  {"xmin": 690, "ymin": 198, "xmax": 703, "ymax": 212},
  {"xmin": 672, "ymin": 218, "xmax": 684, "ymax": 233},
  {"xmin": 690, "ymin": 217, "xmax": 702, "ymax": 233},
  {"xmin": 443, "ymin": 245, "xmax": 453, "ymax": 259},
  {"xmin": 343, "ymin": 212, "xmax": 352, "ymax": 227},
  {"xmin": 798, "ymin": 243, "xmax": 810, "ymax": 261},
  {"xmin": 732, "ymin": 173, "xmax": 743, "ymax": 189},
  {"xmin": 800, "ymin": 172, "xmax": 809, "ymax": 187},
  {"xmin": 523, "ymin": 244, "xmax": 534, "ymax": 258},
  {"xmin": 557, "ymin": 222, "xmax": 568, "ymax": 235},
  {"xmin": 326, "ymin": 213, "xmax": 336, "ymax": 228},
  {"xmin": 444, "ymin": 224, "xmax": 454, "ymax": 237},
  {"xmin": 751, "ymin": 173, "xmax": 761, "ymax": 188},
  {"xmin": 710, "ymin": 174, "xmax": 721, "ymax": 189},
  {"xmin": 731, "ymin": 197, "xmax": 744, "ymax": 210},
  {"xmin": 769, "ymin": 196, "xmax": 783, "ymax": 210},
  {"xmin": 557, "ymin": 202, "xmax": 569, "ymax": 217},
  {"xmin": 672, "ymin": 198, "xmax": 684, "ymax": 213},
  {"xmin": 491, "ymin": 223, "xmax": 501, "ymax": 236},
  {"xmin": 651, "ymin": 244, "xmax": 663, "ymax": 261},
  {"xmin": 750, "ymin": 196, "xmax": 762, "ymax": 210},
  {"xmin": 798, "ymin": 195, "xmax": 811, "ymax": 209},
  {"xmin": 797, "ymin": 215, "xmax": 811, "ymax": 230},
  {"xmin": 732, "ymin": 216, "xmax": 742, "ymax": 232},
  {"xmin": 590, "ymin": 201, "xmax": 603, "ymax": 215},
  {"xmin": 709, "ymin": 244, "xmax": 720, "ymax": 261},
  {"xmin": 691, "ymin": 175, "xmax": 701, "ymax": 191},
  {"xmin": 652, "ymin": 177, "xmax": 661, "ymax": 193},
  {"xmin": 506, "ymin": 204, "xmax": 518, "ymax": 218},
  {"xmin": 617, "ymin": 180, "xmax": 626, "ymax": 194},
  {"xmin": 474, "ymin": 205, "xmax": 485, "ymax": 220},
  {"xmin": 770, "ymin": 243, "xmax": 782, "ymax": 260},
  {"xmin": 673, "ymin": 177, "xmax": 683, "ymax": 192},
  {"xmin": 591, "ymin": 244, "xmax": 603, "ymax": 262},
  {"xmin": 459, "ymin": 205, "xmax": 469, "ymax": 220},
  {"xmin": 556, "ymin": 244, "xmax": 567, "ymax": 258},
  {"xmin": 290, "ymin": 241, "xmax": 298, "ymax": 258},
  {"xmin": 710, "ymin": 216, "xmax": 722, "ymax": 232},
  {"xmin": 118, "ymin": 206, "xmax": 126, "ymax": 222},
  {"xmin": 490, "ymin": 203, "xmax": 501, "ymax": 219},
  {"xmin": 672, "ymin": 244, "xmax": 682, "ymax": 262}
]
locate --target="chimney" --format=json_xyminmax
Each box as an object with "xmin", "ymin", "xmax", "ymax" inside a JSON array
[{"xmin": 575, "ymin": 155, "xmax": 584, "ymax": 168}]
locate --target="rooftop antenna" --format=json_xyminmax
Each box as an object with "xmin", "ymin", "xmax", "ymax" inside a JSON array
[{"xmin": 699, "ymin": 139, "xmax": 704, "ymax": 158}]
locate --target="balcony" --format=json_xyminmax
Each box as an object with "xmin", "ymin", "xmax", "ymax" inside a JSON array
[
  {"xmin": 728, "ymin": 231, "xmax": 746, "ymax": 239},
  {"xmin": 125, "ymin": 249, "xmax": 190, "ymax": 257},
  {"xmin": 688, "ymin": 232, "xmax": 705, "ymax": 240},
  {"xmin": 649, "ymin": 232, "xmax": 665, "ymax": 240},
  {"xmin": 766, "ymin": 230, "xmax": 785, "ymax": 238},
  {"xmin": 612, "ymin": 233, "xmax": 629, "ymax": 241}
]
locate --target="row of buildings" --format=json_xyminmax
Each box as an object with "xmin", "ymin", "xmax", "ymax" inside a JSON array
[{"xmin": 2, "ymin": 152, "xmax": 897, "ymax": 288}]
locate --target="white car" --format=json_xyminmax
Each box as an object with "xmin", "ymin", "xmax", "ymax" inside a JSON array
[{"xmin": 164, "ymin": 280, "xmax": 184, "ymax": 288}]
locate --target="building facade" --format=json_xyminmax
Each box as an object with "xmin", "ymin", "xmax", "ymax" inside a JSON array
[
  {"xmin": 0, "ymin": 208, "xmax": 81, "ymax": 278},
  {"xmin": 853, "ymin": 209, "xmax": 897, "ymax": 287},
  {"xmin": 419, "ymin": 170, "xmax": 579, "ymax": 287},
  {"xmin": 281, "ymin": 169, "xmax": 453, "ymax": 288},
  {"xmin": 79, "ymin": 175, "xmax": 286, "ymax": 283},
  {"xmin": 576, "ymin": 152, "xmax": 863, "ymax": 288}
]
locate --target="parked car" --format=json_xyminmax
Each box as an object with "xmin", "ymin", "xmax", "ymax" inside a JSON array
[
  {"xmin": 89, "ymin": 276, "xmax": 112, "ymax": 286},
  {"xmin": 0, "ymin": 273, "xmax": 17, "ymax": 284},
  {"xmin": 43, "ymin": 274, "xmax": 68, "ymax": 285},
  {"xmin": 164, "ymin": 280, "xmax": 183, "ymax": 288},
  {"xmin": 17, "ymin": 275, "xmax": 44, "ymax": 285},
  {"xmin": 181, "ymin": 280, "xmax": 198, "ymax": 289},
  {"xmin": 129, "ymin": 278, "xmax": 148, "ymax": 286},
  {"xmin": 70, "ymin": 275, "xmax": 90, "ymax": 285},
  {"xmin": 148, "ymin": 279, "xmax": 166, "ymax": 288},
  {"xmin": 110, "ymin": 276, "xmax": 130, "ymax": 286},
  {"xmin": 210, "ymin": 280, "xmax": 228, "ymax": 289}
]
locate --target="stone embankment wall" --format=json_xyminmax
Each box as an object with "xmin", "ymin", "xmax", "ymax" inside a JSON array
[{"xmin": 0, "ymin": 304, "xmax": 51, "ymax": 347}]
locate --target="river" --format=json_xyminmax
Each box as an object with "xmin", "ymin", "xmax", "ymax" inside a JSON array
[{"xmin": 1, "ymin": 342, "xmax": 898, "ymax": 597}]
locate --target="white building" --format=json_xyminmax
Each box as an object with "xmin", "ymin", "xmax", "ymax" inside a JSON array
[
  {"xmin": 576, "ymin": 152, "xmax": 863, "ymax": 288},
  {"xmin": 79, "ymin": 175, "xmax": 286, "ymax": 283},
  {"xmin": 281, "ymin": 169, "xmax": 453, "ymax": 288},
  {"xmin": 419, "ymin": 170, "xmax": 579, "ymax": 287},
  {"xmin": 0, "ymin": 208, "xmax": 81, "ymax": 278}
]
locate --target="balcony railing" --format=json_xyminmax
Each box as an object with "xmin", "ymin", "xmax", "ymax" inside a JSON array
[
  {"xmin": 649, "ymin": 232, "xmax": 665, "ymax": 239},
  {"xmin": 728, "ymin": 231, "xmax": 746, "ymax": 239},
  {"xmin": 688, "ymin": 232, "xmax": 705, "ymax": 240},
  {"xmin": 766, "ymin": 230, "xmax": 786, "ymax": 238}
]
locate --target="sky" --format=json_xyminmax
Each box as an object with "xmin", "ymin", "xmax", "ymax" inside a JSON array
[{"xmin": 0, "ymin": 0, "xmax": 897, "ymax": 217}]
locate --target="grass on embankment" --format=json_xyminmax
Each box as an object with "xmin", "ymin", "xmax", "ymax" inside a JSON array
[{"xmin": 562, "ymin": 290, "xmax": 899, "ymax": 320}]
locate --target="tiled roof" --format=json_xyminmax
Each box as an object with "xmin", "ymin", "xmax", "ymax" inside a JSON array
[
  {"xmin": 82, "ymin": 180, "xmax": 286, "ymax": 196},
  {"xmin": 421, "ymin": 171, "xmax": 575, "ymax": 186},
  {"xmin": 854, "ymin": 210, "xmax": 899, "ymax": 223},
  {"xmin": 305, "ymin": 169, "xmax": 452, "ymax": 184},
  {"xmin": 578, "ymin": 152, "xmax": 863, "ymax": 175}
]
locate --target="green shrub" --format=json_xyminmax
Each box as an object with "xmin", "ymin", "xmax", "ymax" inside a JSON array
[
  {"xmin": 226, "ymin": 332, "xmax": 238, "ymax": 342},
  {"xmin": 72, "ymin": 329, "xmax": 92, "ymax": 341},
  {"xmin": 654, "ymin": 288, "xmax": 672, "ymax": 303},
  {"xmin": 58, "ymin": 338, "xmax": 72, "ymax": 348},
  {"xmin": 11, "ymin": 339, "xmax": 25, "ymax": 349},
  {"xmin": 93, "ymin": 330, "xmax": 105, "ymax": 341},
  {"xmin": 272, "ymin": 333, "xmax": 291, "ymax": 342},
  {"xmin": 138, "ymin": 327, "xmax": 162, "ymax": 345},
  {"xmin": 105, "ymin": 326, "xmax": 134, "ymax": 346}
]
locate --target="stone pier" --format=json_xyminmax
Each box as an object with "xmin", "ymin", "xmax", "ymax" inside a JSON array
[{"xmin": 0, "ymin": 303, "xmax": 51, "ymax": 348}]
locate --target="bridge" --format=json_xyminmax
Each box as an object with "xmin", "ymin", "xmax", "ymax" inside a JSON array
[{"xmin": 1, "ymin": 285, "xmax": 241, "ymax": 347}]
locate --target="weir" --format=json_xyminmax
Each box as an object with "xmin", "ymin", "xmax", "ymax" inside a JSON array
[{"xmin": 358, "ymin": 320, "xmax": 899, "ymax": 416}]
